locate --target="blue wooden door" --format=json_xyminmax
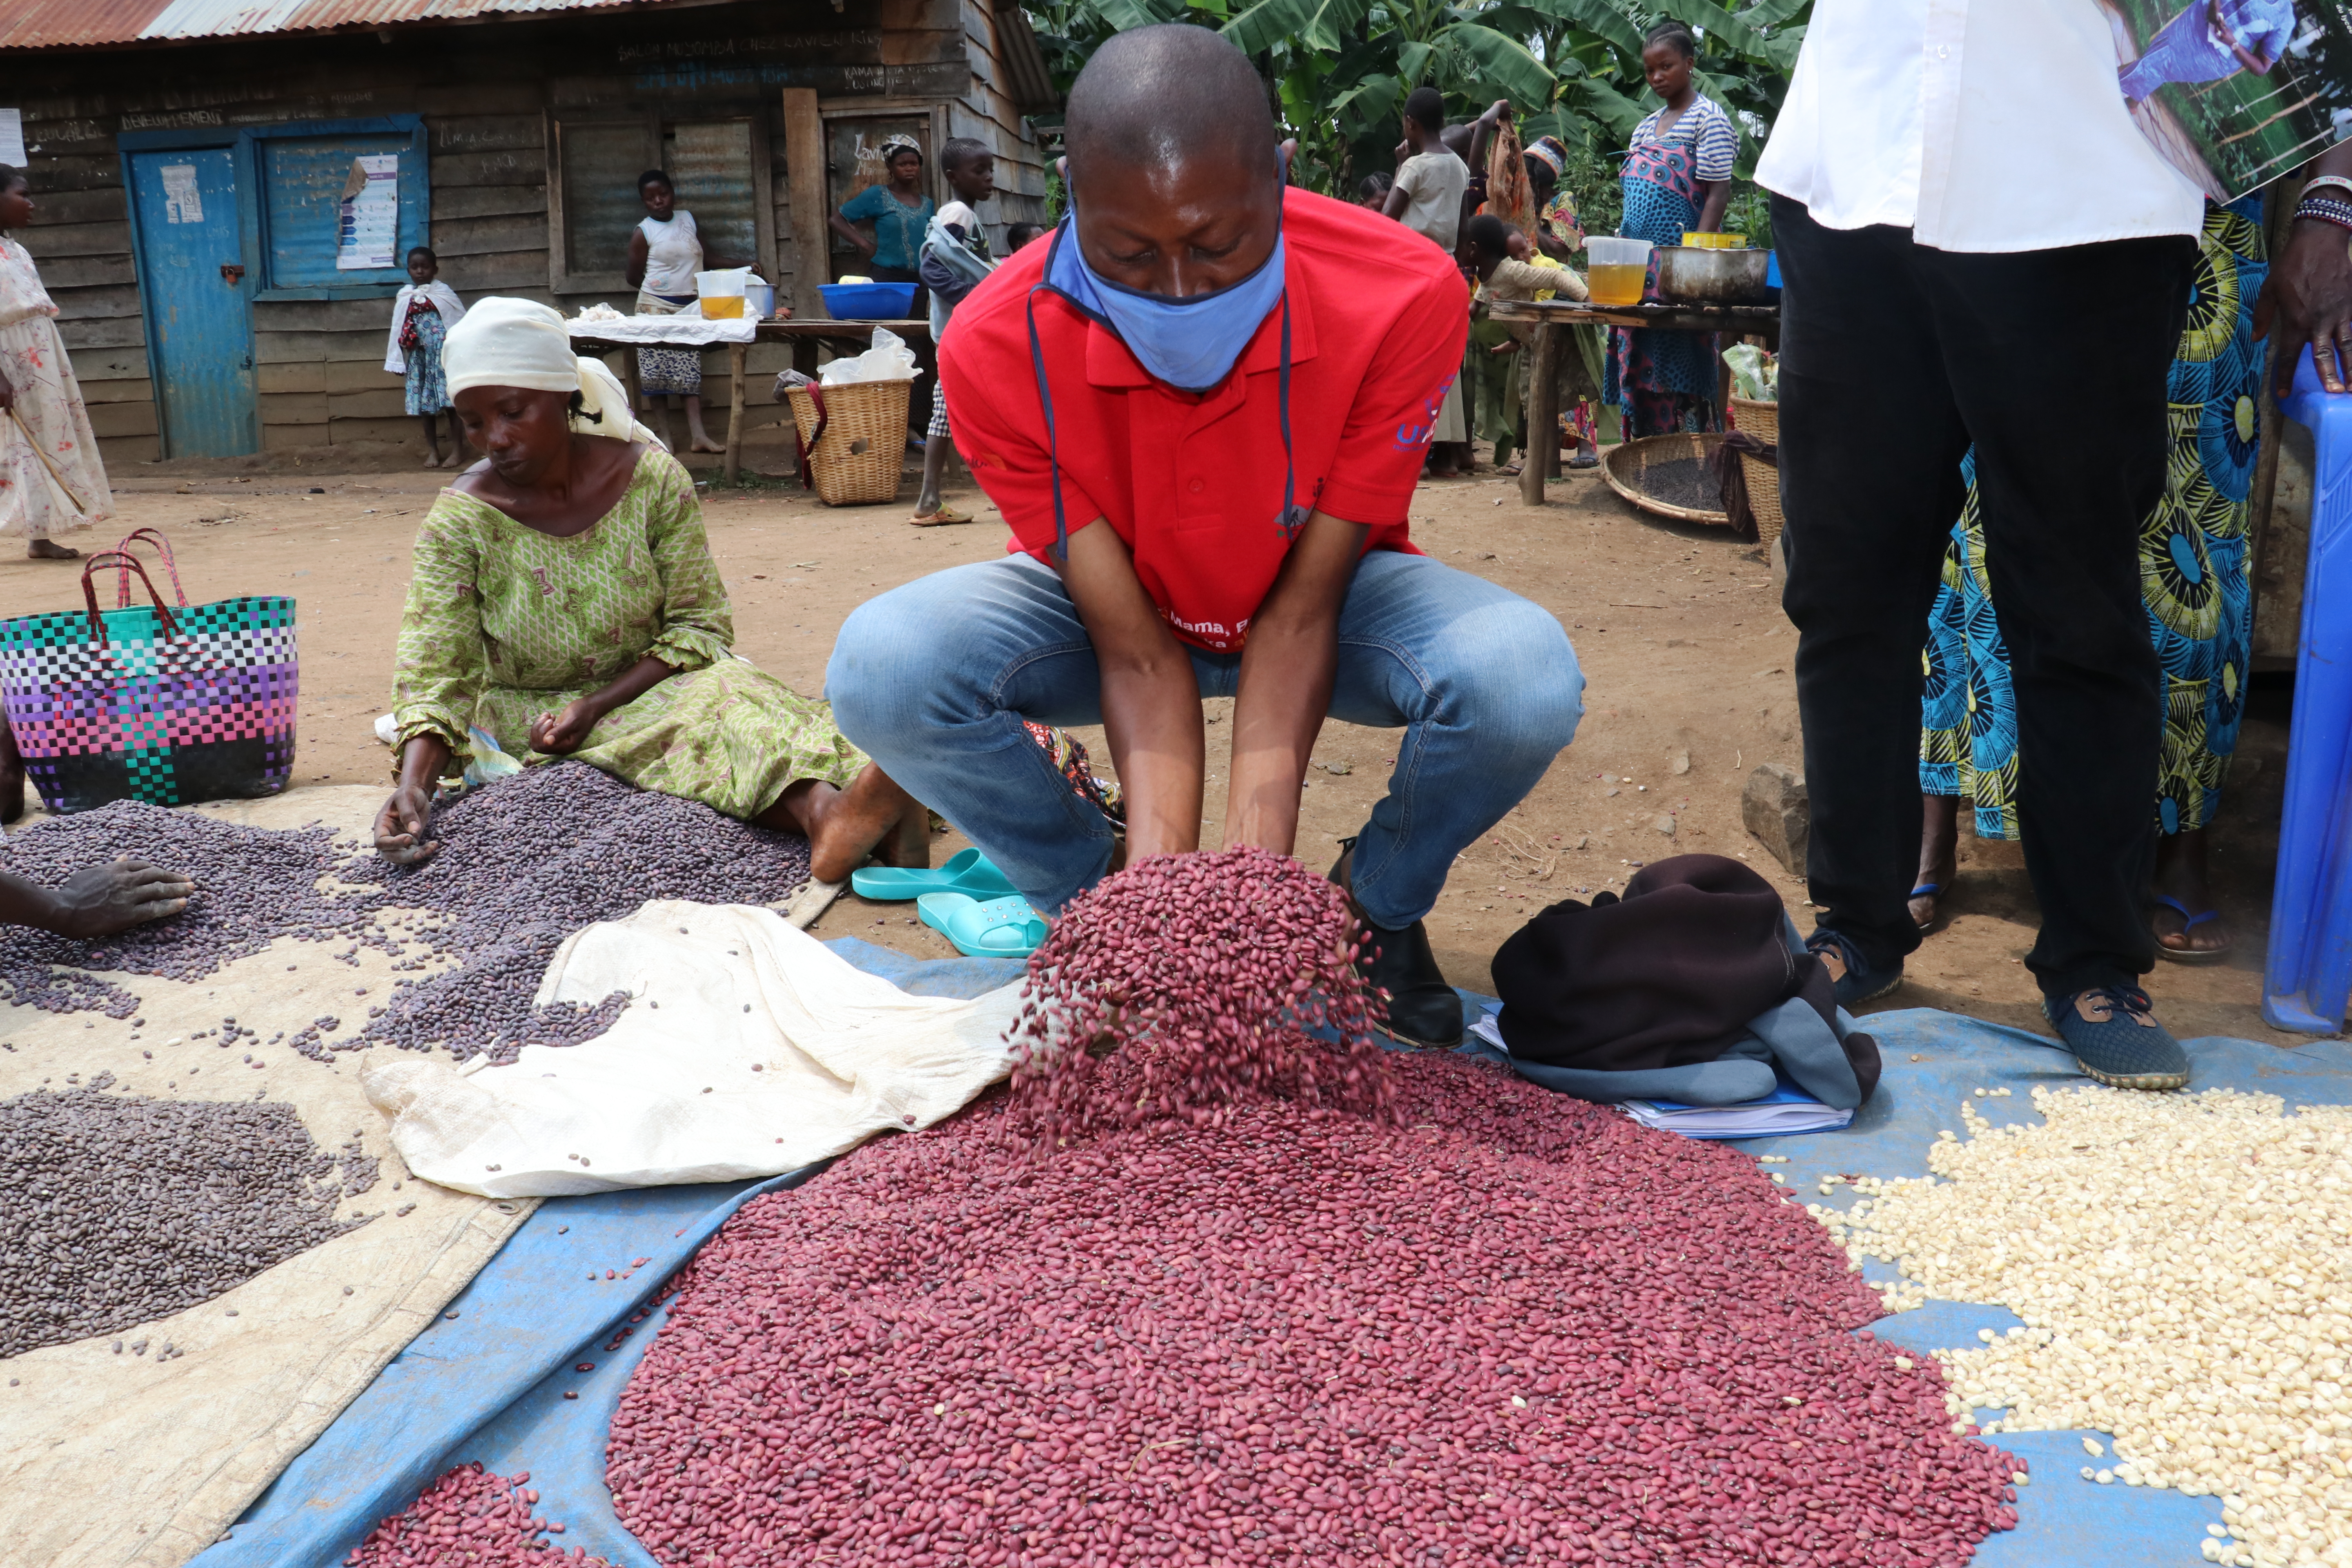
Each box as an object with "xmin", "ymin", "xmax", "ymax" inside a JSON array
[{"xmin": 128, "ymin": 149, "xmax": 257, "ymax": 457}]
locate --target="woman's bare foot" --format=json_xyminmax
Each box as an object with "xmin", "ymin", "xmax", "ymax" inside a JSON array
[
  {"xmin": 2151, "ymin": 826, "xmax": 2231, "ymax": 961},
  {"xmin": 423, "ymin": 451, "xmax": 445, "ymax": 469},
  {"xmin": 763, "ymin": 764, "xmax": 926, "ymax": 884},
  {"xmin": 690, "ymin": 435, "xmax": 727, "ymax": 454},
  {"xmin": 26, "ymin": 539, "xmax": 78, "ymax": 560},
  {"xmin": 1910, "ymin": 793, "xmax": 1958, "ymax": 931}
]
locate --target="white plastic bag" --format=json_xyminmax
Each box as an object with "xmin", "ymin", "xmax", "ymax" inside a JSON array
[{"xmin": 818, "ymin": 325, "xmax": 924, "ymax": 385}]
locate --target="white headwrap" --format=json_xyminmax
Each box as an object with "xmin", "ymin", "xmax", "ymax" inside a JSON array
[{"xmin": 440, "ymin": 296, "xmax": 667, "ymax": 448}]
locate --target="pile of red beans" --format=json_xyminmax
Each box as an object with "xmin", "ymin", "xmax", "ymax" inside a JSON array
[
  {"xmin": 606, "ymin": 1050, "xmax": 2022, "ymax": 1566},
  {"xmin": 1004, "ymin": 847, "xmax": 1393, "ymax": 1143},
  {"xmin": 343, "ymin": 1464, "xmax": 607, "ymax": 1568}
]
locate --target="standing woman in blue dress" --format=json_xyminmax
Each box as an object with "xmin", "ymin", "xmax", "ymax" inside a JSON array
[{"xmin": 1604, "ymin": 21, "xmax": 1737, "ymax": 437}]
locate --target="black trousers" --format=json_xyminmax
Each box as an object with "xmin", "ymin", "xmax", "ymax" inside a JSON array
[{"xmin": 1771, "ymin": 197, "xmax": 2196, "ymax": 1000}]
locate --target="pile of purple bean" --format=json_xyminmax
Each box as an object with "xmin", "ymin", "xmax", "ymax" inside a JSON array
[
  {"xmin": 607, "ymin": 1053, "xmax": 2022, "ymax": 1567},
  {"xmin": 0, "ymin": 765, "xmax": 813, "ymax": 1064},
  {"xmin": 343, "ymin": 1464, "xmax": 609, "ymax": 1568},
  {"xmin": 0, "ymin": 1082, "xmax": 376, "ymax": 1358},
  {"xmin": 1004, "ymin": 847, "xmax": 1392, "ymax": 1144}
]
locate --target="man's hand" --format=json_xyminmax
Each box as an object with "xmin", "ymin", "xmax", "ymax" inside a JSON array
[
  {"xmin": 1225, "ymin": 510, "xmax": 1368, "ymax": 856},
  {"xmin": 1491, "ymin": 340, "xmax": 1519, "ymax": 356},
  {"xmin": 1054, "ymin": 519, "xmax": 1205, "ymax": 861},
  {"xmin": 19, "ymin": 859, "xmax": 194, "ymax": 938},
  {"xmin": 530, "ymin": 697, "xmax": 602, "ymax": 755}
]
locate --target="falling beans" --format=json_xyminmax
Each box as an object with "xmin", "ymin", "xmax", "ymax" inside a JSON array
[
  {"xmin": 605, "ymin": 1053, "xmax": 2020, "ymax": 1566},
  {"xmin": 343, "ymin": 1463, "xmax": 611, "ymax": 1568},
  {"xmin": 1003, "ymin": 848, "xmax": 1392, "ymax": 1145}
]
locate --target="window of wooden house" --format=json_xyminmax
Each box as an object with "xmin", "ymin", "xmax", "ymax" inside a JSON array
[
  {"xmin": 250, "ymin": 118, "xmax": 428, "ymax": 297},
  {"xmin": 548, "ymin": 113, "xmax": 774, "ymax": 296}
]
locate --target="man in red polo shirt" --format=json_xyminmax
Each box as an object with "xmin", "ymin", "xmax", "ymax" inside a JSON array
[{"xmin": 829, "ymin": 25, "xmax": 1584, "ymax": 1047}]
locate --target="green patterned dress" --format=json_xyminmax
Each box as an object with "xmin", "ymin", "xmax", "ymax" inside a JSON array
[
  {"xmin": 1921, "ymin": 196, "xmax": 2265, "ymax": 838},
  {"xmin": 390, "ymin": 447, "xmax": 866, "ymax": 818}
]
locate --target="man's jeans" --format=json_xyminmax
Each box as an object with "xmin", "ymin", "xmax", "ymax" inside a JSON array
[{"xmin": 826, "ymin": 550, "xmax": 1584, "ymax": 927}]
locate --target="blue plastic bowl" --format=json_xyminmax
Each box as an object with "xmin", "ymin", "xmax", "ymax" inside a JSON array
[{"xmin": 819, "ymin": 281, "xmax": 920, "ymax": 320}]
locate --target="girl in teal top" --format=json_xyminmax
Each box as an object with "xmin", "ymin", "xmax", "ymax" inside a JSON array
[{"xmin": 829, "ymin": 138, "xmax": 934, "ymax": 282}]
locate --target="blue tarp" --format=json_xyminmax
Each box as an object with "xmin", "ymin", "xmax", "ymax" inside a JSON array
[{"xmin": 195, "ymin": 953, "xmax": 2352, "ymax": 1568}]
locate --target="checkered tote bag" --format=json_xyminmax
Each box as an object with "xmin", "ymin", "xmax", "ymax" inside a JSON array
[{"xmin": 0, "ymin": 530, "xmax": 298, "ymax": 813}]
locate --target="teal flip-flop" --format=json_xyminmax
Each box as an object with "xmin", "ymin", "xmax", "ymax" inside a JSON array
[
  {"xmin": 916, "ymin": 891, "xmax": 1049, "ymax": 958},
  {"xmin": 851, "ymin": 847, "xmax": 1016, "ymax": 902}
]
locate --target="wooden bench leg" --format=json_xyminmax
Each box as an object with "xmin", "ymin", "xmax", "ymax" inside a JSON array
[
  {"xmin": 1521, "ymin": 325, "xmax": 1561, "ymax": 506},
  {"xmin": 724, "ymin": 342, "xmax": 745, "ymax": 486}
]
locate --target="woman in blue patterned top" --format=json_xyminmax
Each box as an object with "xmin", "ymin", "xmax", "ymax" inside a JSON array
[
  {"xmin": 1604, "ymin": 22, "xmax": 1738, "ymax": 436},
  {"xmin": 829, "ymin": 137, "xmax": 935, "ymax": 284}
]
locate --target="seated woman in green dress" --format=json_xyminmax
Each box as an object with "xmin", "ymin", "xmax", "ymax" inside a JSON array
[{"xmin": 373, "ymin": 297, "xmax": 926, "ymax": 882}]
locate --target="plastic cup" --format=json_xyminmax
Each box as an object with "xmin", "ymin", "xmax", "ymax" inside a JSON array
[{"xmin": 1585, "ymin": 236, "xmax": 1653, "ymax": 307}]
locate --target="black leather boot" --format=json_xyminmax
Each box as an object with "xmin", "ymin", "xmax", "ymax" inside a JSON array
[{"xmin": 1328, "ymin": 841, "xmax": 1463, "ymax": 1049}]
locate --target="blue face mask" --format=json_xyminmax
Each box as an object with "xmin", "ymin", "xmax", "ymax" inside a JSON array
[
  {"xmin": 1044, "ymin": 220, "xmax": 1287, "ymax": 395},
  {"xmin": 1025, "ymin": 172, "xmax": 1306, "ymax": 563}
]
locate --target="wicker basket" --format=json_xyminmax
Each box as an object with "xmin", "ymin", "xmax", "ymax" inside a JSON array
[
  {"xmin": 1601, "ymin": 432, "xmax": 1731, "ymax": 526},
  {"xmin": 1728, "ymin": 395, "xmax": 1783, "ymax": 548},
  {"xmin": 786, "ymin": 379, "xmax": 911, "ymax": 506}
]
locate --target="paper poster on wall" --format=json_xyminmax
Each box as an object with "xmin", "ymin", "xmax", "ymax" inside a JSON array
[
  {"xmin": 0, "ymin": 110, "xmax": 24, "ymax": 169},
  {"xmin": 160, "ymin": 163, "xmax": 204, "ymax": 225},
  {"xmin": 335, "ymin": 152, "xmax": 399, "ymax": 271}
]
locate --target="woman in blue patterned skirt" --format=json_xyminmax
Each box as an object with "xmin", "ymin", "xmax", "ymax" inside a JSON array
[{"xmin": 1913, "ymin": 196, "xmax": 2266, "ymax": 961}]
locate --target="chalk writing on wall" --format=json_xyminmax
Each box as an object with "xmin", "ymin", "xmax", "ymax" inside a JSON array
[{"xmin": 122, "ymin": 108, "xmax": 224, "ymax": 131}]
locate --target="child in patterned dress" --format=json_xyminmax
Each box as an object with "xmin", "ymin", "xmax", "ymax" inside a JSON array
[{"xmin": 385, "ymin": 247, "xmax": 467, "ymax": 468}]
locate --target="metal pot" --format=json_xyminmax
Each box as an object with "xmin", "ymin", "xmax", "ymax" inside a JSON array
[{"xmin": 1653, "ymin": 246, "xmax": 1772, "ymax": 305}]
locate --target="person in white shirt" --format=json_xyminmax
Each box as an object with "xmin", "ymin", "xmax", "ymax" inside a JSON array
[
  {"xmin": 1755, "ymin": 0, "xmax": 2204, "ymax": 1091},
  {"xmin": 1385, "ymin": 86, "xmax": 1472, "ymax": 476}
]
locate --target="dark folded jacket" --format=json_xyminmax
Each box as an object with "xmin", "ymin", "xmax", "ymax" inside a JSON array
[{"xmin": 1492, "ymin": 853, "xmax": 1880, "ymax": 1107}]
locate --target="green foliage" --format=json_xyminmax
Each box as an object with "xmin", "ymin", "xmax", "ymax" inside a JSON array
[{"xmin": 1020, "ymin": 0, "xmax": 1810, "ymax": 216}]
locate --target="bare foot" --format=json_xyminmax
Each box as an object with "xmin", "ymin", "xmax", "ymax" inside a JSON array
[
  {"xmin": 763, "ymin": 764, "xmax": 925, "ymax": 884},
  {"xmin": 423, "ymin": 452, "xmax": 444, "ymax": 469},
  {"xmin": 26, "ymin": 539, "xmax": 78, "ymax": 560},
  {"xmin": 690, "ymin": 437, "xmax": 727, "ymax": 455},
  {"xmin": 1910, "ymin": 793, "xmax": 1958, "ymax": 931}
]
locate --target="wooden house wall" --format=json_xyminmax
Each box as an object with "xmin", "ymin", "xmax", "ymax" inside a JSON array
[{"xmin": 4, "ymin": 0, "xmax": 1047, "ymax": 467}]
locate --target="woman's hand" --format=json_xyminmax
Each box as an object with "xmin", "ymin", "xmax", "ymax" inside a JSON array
[
  {"xmin": 374, "ymin": 783, "xmax": 439, "ymax": 865},
  {"xmin": 529, "ymin": 697, "xmax": 603, "ymax": 755},
  {"xmin": 2257, "ymin": 218, "xmax": 2352, "ymax": 395},
  {"xmin": 0, "ymin": 370, "xmax": 16, "ymax": 411}
]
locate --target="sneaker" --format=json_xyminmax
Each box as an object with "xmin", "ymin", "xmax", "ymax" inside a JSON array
[
  {"xmin": 1804, "ymin": 927, "xmax": 1904, "ymax": 1007},
  {"xmin": 1328, "ymin": 844, "xmax": 1463, "ymax": 1049},
  {"xmin": 2043, "ymin": 987, "xmax": 2189, "ymax": 1090}
]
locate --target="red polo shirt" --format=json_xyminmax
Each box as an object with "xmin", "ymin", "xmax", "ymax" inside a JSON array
[{"xmin": 939, "ymin": 188, "xmax": 1469, "ymax": 653}]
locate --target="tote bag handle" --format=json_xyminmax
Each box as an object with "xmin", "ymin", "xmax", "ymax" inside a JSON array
[
  {"xmin": 112, "ymin": 527, "xmax": 191, "ymax": 609},
  {"xmin": 80, "ymin": 551, "xmax": 183, "ymax": 651}
]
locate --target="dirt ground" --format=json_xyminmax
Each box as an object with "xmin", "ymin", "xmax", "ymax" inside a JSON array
[{"xmin": 0, "ymin": 436, "xmax": 2307, "ymax": 1049}]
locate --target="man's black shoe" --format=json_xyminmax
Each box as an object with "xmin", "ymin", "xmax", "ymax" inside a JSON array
[{"xmin": 1328, "ymin": 842, "xmax": 1463, "ymax": 1049}]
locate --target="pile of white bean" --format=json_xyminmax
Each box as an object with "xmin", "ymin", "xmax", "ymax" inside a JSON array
[{"xmin": 1808, "ymin": 1085, "xmax": 2352, "ymax": 1568}]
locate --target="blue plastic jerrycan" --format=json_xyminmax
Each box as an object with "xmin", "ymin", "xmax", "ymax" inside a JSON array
[{"xmin": 2264, "ymin": 353, "xmax": 2352, "ymax": 1032}]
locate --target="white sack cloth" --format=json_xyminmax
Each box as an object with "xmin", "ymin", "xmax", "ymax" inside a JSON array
[
  {"xmin": 563, "ymin": 312, "xmax": 758, "ymax": 346},
  {"xmin": 361, "ymin": 900, "xmax": 1022, "ymax": 1198}
]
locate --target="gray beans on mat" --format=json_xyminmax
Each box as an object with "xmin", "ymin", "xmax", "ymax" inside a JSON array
[{"xmin": 0, "ymin": 1085, "xmax": 374, "ymax": 1359}]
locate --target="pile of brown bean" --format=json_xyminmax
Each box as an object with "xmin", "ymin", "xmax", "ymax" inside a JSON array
[
  {"xmin": 0, "ymin": 764, "xmax": 811, "ymax": 1063},
  {"xmin": 343, "ymin": 1464, "xmax": 610, "ymax": 1568},
  {"xmin": 1004, "ymin": 846, "xmax": 1391, "ymax": 1143},
  {"xmin": 607, "ymin": 1053, "xmax": 2022, "ymax": 1566},
  {"xmin": 0, "ymin": 1084, "xmax": 376, "ymax": 1358}
]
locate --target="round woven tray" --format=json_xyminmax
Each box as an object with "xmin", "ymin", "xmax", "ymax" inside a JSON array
[{"xmin": 1601, "ymin": 432, "xmax": 1731, "ymax": 526}]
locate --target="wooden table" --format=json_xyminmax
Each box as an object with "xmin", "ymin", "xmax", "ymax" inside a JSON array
[
  {"xmin": 1484, "ymin": 299, "xmax": 1780, "ymax": 506},
  {"xmin": 572, "ymin": 318, "xmax": 933, "ymax": 486}
]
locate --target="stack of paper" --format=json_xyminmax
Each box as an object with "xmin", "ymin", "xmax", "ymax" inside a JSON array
[{"xmin": 1621, "ymin": 1083, "xmax": 1853, "ymax": 1140}]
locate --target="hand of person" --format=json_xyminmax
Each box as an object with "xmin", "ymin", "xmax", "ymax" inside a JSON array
[
  {"xmin": 0, "ymin": 373, "xmax": 15, "ymax": 412},
  {"xmin": 2255, "ymin": 216, "xmax": 2352, "ymax": 394},
  {"xmin": 40, "ymin": 858, "xmax": 194, "ymax": 938},
  {"xmin": 1481, "ymin": 98, "xmax": 1512, "ymax": 127},
  {"xmin": 1491, "ymin": 340, "xmax": 1519, "ymax": 356},
  {"xmin": 529, "ymin": 698, "xmax": 601, "ymax": 755},
  {"xmin": 374, "ymin": 783, "xmax": 439, "ymax": 865}
]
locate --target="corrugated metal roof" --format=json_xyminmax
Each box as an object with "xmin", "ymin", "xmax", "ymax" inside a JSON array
[{"xmin": 0, "ymin": 0, "xmax": 667, "ymax": 51}]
